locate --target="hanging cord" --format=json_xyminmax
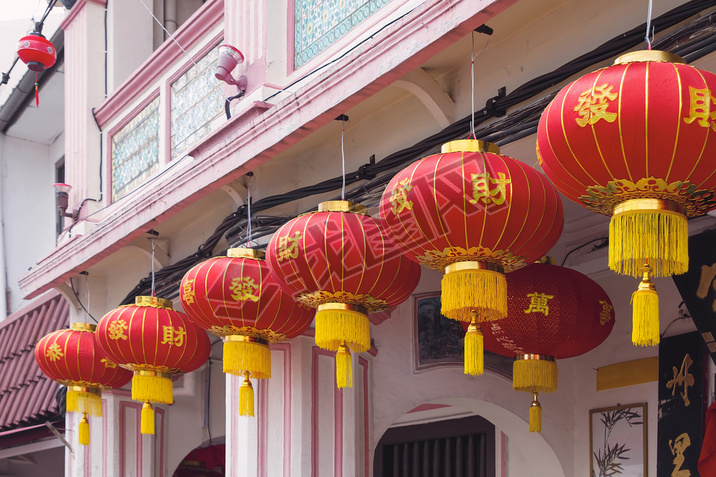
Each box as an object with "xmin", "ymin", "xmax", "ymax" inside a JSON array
[
  {"xmin": 340, "ymin": 117, "xmax": 347, "ymax": 200},
  {"xmin": 136, "ymin": 0, "xmax": 197, "ymax": 68},
  {"xmin": 246, "ymin": 174, "xmax": 254, "ymax": 247},
  {"xmin": 151, "ymin": 239, "xmax": 156, "ymax": 296},
  {"xmin": 470, "ymin": 29, "xmax": 491, "ymax": 139},
  {"xmin": 645, "ymin": 0, "xmax": 654, "ymax": 49}
]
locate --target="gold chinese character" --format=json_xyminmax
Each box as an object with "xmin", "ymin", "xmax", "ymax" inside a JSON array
[
  {"xmin": 229, "ymin": 277, "xmax": 260, "ymax": 302},
  {"xmin": 666, "ymin": 354, "xmax": 695, "ymax": 407},
  {"xmin": 182, "ymin": 278, "xmax": 196, "ymax": 305},
  {"xmin": 108, "ymin": 319, "xmax": 129, "ymax": 341},
  {"xmin": 696, "ymin": 263, "xmax": 716, "ymax": 312},
  {"xmin": 161, "ymin": 326, "xmax": 187, "ymax": 347},
  {"xmin": 599, "ymin": 300, "xmax": 613, "ymax": 325},
  {"xmin": 683, "ymin": 86, "xmax": 716, "ymax": 130},
  {"xmin": 277, "ymin": 231, "xmax": 302, "ymax": 262},
  {"xmin": 389, "ymin": 178, "xmax": 413, "ymax": 214},
  {"xmin": 101, "ymin": 358, "xmax": 117, "ymax": 369},
  {"xmin": 524, "ymin": 292, "xmax": 555, "ymax": 315},
  {"xmin": 669, "ymin": 433, "xmax": 691, "ymax": 477},
  {"xmin": 574, "ymin": 84, "xmax": 618, "ymax": 127},
  {"xmin": 469, "ymin": 172, "xmax": 511, "ymax": 205},
  {"xmin": 45, "ymin": 343, "xmax": 64, "ymax": 362}
]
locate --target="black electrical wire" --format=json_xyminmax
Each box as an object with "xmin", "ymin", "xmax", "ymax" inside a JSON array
[{"xmin": 119, "ymin": 0, "xmax": 716, "ymax": 305}]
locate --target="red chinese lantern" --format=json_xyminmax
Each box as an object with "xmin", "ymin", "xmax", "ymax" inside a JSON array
[
  {"xmin": 17, "ymin": 31, "xmax": 57, "ymax": 106},
  {"xmin": 536, "ymin": 50, "xmax": 716, "ymax": 347},
  {"xmin": 35, "ymin": 323, "xmax": 132, "ymax": 445},
  {"xmin": 96, "ymin": 296, "xmax": 211, "ymax": 434},
  {"xmin": 266, "ymin": 201, "xmax": 421, "ymax": 388},
  {"xmin": 479, "ymin": 263, "xmax": 615, "ymax": 432},
  {"xmin": 180, "ymin": 248, "xmax": 314, "ymax": 416},
  {"xmin": 380, "ymin": 139, "xmax": 564, "ymax": 375}
]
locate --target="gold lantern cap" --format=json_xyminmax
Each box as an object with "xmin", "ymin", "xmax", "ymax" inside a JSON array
[
  {"xmin": 318, "ymin": 200, "xmax": 368, "ymax": 215},
  {"xmin": 71, "ymin": 322, "xmax": 96, "ymax": 332},
  {"xmin": 135, "ymin": 296, "xmax": 173, "ymax": 309},
  {"xmin": 614, "ymin": 50, "xmax": 685, "ymax": 65},
  {"xmin": 227, "ymin": 248, "xmax": 266, "ymax": 260},
  {"xmin": 441, "ymin": 139, "xmax": 500, "ymax": 154}
]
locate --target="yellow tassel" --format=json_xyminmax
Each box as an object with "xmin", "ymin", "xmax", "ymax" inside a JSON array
[
  {"xmin": 67, "ymin": 389, "xmax": 103, "ymax": 417},
  {"xmin": 336, "ymin": 343, "xmax": 353, "ymax": 388},
  {"xmin": 529, "ymin": 393, "xmax": 542, "ymax": 433},
  {"xmin": 239, "ymin": 373, "xmax": 255, "ymax": 417},
  {"xmin": 609, "ymin": 206, "xmax": 688, "ymax": 277},
  {"xmin": 132, "ymin": 373, "xmax": 173, "ymax": 405},
  {"xmin": 631, "ymin": 265, "xmax": 660, "ymax": 346},
  {"xmin": 464, "ymin": 319, "xmax": 484, "ymax": 376},
  {"xmin": 140, "ymin": 401, "xmax": 155, "ymax": 435},
  {"xmin": 513, "ymin": 356, "xmax": 557, "ymax": 393},
  {"xmin": 78, "ymin": 413, "xmax": 90, "ymax": 445},
  {"xmin": 441, "ymin": 265, "xmax": 506, "ymax": 322},
  {"xmin": 315, "ymin": 306, "xmax": 370, "ymax": 353},
  {"xmin": 223, "ymin": 339, "xmax": 272, "ymax": 379}
]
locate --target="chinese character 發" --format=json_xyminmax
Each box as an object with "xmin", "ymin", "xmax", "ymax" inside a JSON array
[
  {"xmin": 161, "ymin": 326, "xmax": 187, "ymax": 347},
  {"xmin": 599, "ymin": 300, "xmax": 613, "ymax": 325},
  {"xmin": 669, "ymin": 433, "xmax": 692, "ymax": 477},
  {"xmin": 574, "ymin": 84, "xmax": 618, "ymax": 127},
  {"xmin": 696, "ymin": 263, "xmax": 716, "ymax": 312},
  {"xmin": 389, "ymin": 178, "xmax": 413, "ymax": 214},
  {"xmin": 108, "ymin": 319, "xmax": 129, "ymax": 341},
  {"xmin": 524, "ymin": 292, "xmax": 555, "ymax": 316},
  {"xmin": 666, "ymin": 354, "xmax": 695, "ymax": 407},
  {"xmin": 683, "ymin": 87, "xmax": 716, "ymax": 131},
  {"xmin": 469, "ymin": 172, "xmax": 511, "ymax": 206},
  {"xmin": 277, "ymin": 231, "xmax": 302, "ymax": 262},
  {"xmin": 45, "ymin": 343, "xmax": 64, "ymax": 362},
  {"xmin": 229, "ymin": 277, "xmax": 260, "ymax": 302},
  {"xmin": 182, "ymin": 278, "xmax": 196, "ymax": 305}
]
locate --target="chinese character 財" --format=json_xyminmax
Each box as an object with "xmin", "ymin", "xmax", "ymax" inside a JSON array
[
  {"xmin": 161, "ymin": 326, "xmax": 187, "ymax": 347},
  {"xmin": 669, "ymin": 433, "xmax": 692, "ymax": 477},
  {"xmin": 230, "ymin": 277, "xmax": 260, "ymax": 302},
  {"xmin": 389, "ymin": 178, "xmax": 413, "ymax": 214},
  {"xmin": 277, "ymin": 231, "xmax": 302, "ymax": 262},
  {"xmin": 524, "ymin": 292, "xmax": 555, "ymax": 316},
  {"xmin": 683, "ymin": 87, "xmax": 716, "ymax": 131},
  {"xmin": 469, "ymin": 172, "xmax": 511, "ymax": 206},
  {"xmin": 666, "ymin": 354, "xmax": 695, "ymax": 407},
  {"xmin": 574, "ymin": 84, "xmax": 618, "ymax": 127},
  {"xmin": 108, "ymin": 319, "xmax": 129, "ymax": 341}
]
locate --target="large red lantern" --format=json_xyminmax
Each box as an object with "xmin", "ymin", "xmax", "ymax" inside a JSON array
[
  {"xmin": 479, "ymin": 263, "xmax": 615, "ymax": 432},
  {"xmin": 180, "ymin": 248, "xmax": 314, "ymax": 416},
  {"xmin": 35, "ymin": 323, "xmax": 132, "ymax": 445},
  {"xmin": 537, "ymin": 50, "xmax": 716, "ymax": 347},
  {"xmin": 266, "ymin": 201, "xmax": 421, "ymax": 388},
  {"xmin": 17, "ymin": 31, "xmax": 57, "ymax": 106},
  {"xmin": 380, "ymin": 139, "xmax": 563, "ymax": 375},
  {"xmin": 96, "ymin": 296, "xmax": 210, "ymax": 434}
]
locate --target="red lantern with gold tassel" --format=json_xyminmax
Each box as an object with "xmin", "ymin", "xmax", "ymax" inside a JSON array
[
  {"xmin": 35, "ymin": 323, "xmax": 132, "ymax": 445},
  {"xmin": 96, "ymin": 296, "xmax": 210, "ymax": 435},
  {"xmin": 180, "ymin": 248, "xmax": 314, "ymax": 416},
  {"xmin": 536, "ymin": 50, "xmax": 716, "ymax": 347},
  {"xmin": 477, "ymin": 263, "xmax": 614, "ymax": 432},
  {"xmin": 266, "ymin": 201, "xmax": 421, "ymax": 388},
  {"xmin": 380, "ymin": 139, "xmax": 564, "ymax": 376},
  {"xmin": 17, "ymin": 31, "xmax": 56, "ymax": 106}
]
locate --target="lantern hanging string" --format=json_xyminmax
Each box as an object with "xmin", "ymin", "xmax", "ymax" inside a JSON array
[
  {"xmin": 151, "ymin": 238, "xmax": 156, "ymax": 297},
  {"xmin": 246, "ymin": 177, "xmax": 253, "ymax": 247},
  {"xmin": 341, "ymin": 118, "xmax": 346, "ymax": 200},
  {"xmin": 645, "ymin": 0, "xmax": 654, "ymax": 49},
  {"xmin": 469, "ymin": 32, "xmax": 490, "ymax": 139}
]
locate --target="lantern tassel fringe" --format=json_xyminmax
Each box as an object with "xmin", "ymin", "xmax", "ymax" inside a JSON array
[
  {"xmin": 609, "ymin": 208, "xmax": 688, "ymax": 277},
  {"xmin": 631, "ymin": 265, "xmax": 660, "ymax": 346},
  {"xmin": 140, "ymin": 402, "xmax": 154, "ymax": 435},
  {"xmin": 132, "ymin": 373, "xmax": 173, "ymax": 405},
  {"xmin": 315, "ymin": 307, "xmax": 370, "ymax": 353},
  {"xmin": 78, "ymin": 413, "xmax": 90, "ymax": 445},
  {"xmin": 67, "ymin": 390, "xmax": 103, "ymax": 417},
  {"xmin": 239, "ymin": 374, "xmax": 255, "ymax": 417},
  {"xmin": 513, "ymin": 358, "xmax": 557, "ymax": 393},
  {"xmin": 464, "ymin": 320, "xmax": 484, "ymax": 376},
  {"xmin": 336, "ymin": 343, "xmax": 352, "ymax": 388},
  {"xmin": 529, "ymin": 393, "xmax": 542, "ymax": 433},
  {"xmin": 224, "ymin": 339, "xmax": 272, "ymax": 379},
  {"xmin": 441, "ymin": 267, "xmax": 506, "ymax": 322}
]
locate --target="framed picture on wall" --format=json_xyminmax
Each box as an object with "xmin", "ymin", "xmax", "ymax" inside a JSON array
[
  {"xmin": 589, "ymin": 403, "xmax": 647, "ymax": 477},
  {"xmin": 413, "ymin": 293, "xmax": 512, "ymax": 378}
]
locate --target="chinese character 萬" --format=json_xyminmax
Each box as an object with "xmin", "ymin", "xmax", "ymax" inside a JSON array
[{"xmin": 524, "ymin": 292, "xmax": 555, "ymax": 316}]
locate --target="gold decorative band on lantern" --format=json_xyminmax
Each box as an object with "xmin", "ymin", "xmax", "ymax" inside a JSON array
[
  {"xmin": 514, "ymin": 354, "xmax": 556, "ymax": 363},
  {"xmin": 67, "ymin": 385, "xmax": 102, "ymax": 397},
  {"xmin": 613, "ymin": 198, "xmax": 685, "ymax": 216},
  {"xmin": 135, "ymin": 369, "xmax": 173, "ymax": 380},
  {"xmin": 225, "ymin": 334, "xmax": 270, "ymax": 346},
  {"xmin": 318, "ymin": 200, "xmax": 368, "ymax": 215},
  {"xmin": 135, "ymin": 296, "xmax": 173, "ymax": 309},
  {"xmin": 227, "ymin": 248, "xmax": 266, "ymax": 260},
  {"xmin": 71, "ymin": 322, "xmax": 96, "ymax": 332},
  {"xmin": 317, "ymin": 302, "xmax": 369, "ymax": 316},
  {"xmin": 441, "ymin": 139, "xmax": 500, "ymax": 154},
  {"xmin": 613, "ymin": 50, "xmax": 685, "ymax": 65},
  {"xmin": 445, "ymin": 260, "xmax": 505, "ymax": 276}
]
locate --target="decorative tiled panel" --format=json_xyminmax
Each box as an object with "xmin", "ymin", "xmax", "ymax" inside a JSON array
[
  {"xmin": 171, "ymin": 45, "xmax": 224, "ymax": 160},
  {"xmin": 111, "ymin": 96, "xmax": 160, "ymax": 201},
  {"xmin": 294, "ymin": 0, "xmax": 393, "ymax": 68}
]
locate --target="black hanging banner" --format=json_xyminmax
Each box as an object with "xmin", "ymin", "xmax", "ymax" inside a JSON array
[{"xmin": 657, "ymin": 332, "xmax": 707, "ymax": 477}]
